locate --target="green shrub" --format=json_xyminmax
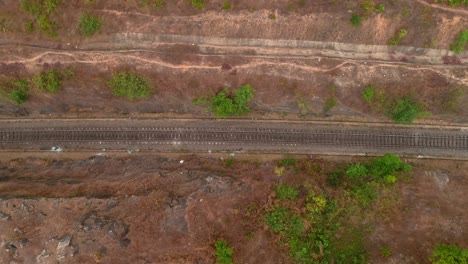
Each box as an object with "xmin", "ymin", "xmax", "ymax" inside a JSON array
[
  {"xmin": 192, "ymin": 0, "xmax": 205, "ymax": 9},
  {"xmin": 346, "ymin": 164, "xmax": 369, "ymax": 178},
  {"xmin": 430, "ymin": 244, "xmax": 468, "ymax": 264},
  {"xmin": 222, "ymin": 1, "xmax": 231, "ymax": 10},
  {"xmin": 279, "ymin": 158, "xmax": 297, "ymax": 168},
  {"xmin": 200, "ymin": 84, "xmax": 255, "ymax": 117},
  {"xmin": 361, "ymin": 0, "xmax": 375, "ymax": 13},
  {"xmin": 389, "ymin": 96, "xmax": 428, "ymax": 124},
  {"xmin": 350, "ymin": 182, "xmax": 378, "ymax": 206},
  {"xmin": 351, "ymin": 14, "xmax": 361, "ymax": 26},
  {"xmin": 214, "ymin": 240, "xmax": 233, "ymax": 264},
  {"xmin": 376, "ymin": 4, "xmax": 385, "ymax": 13},
  {"xmin": 20, "ymin": 0, "xmax": 61, "ymax": 38},
  {"xmin": 32, "ymin": 69, "xmax": 62, "ymax": 94},
  {"xmin": 8, "ymin": 88, "xmax": 29, "ymax": 105},
  {"xmin": 265, "ymin": 207, "xmax": 304, "ymax": 238},
  {"xmin": 108, "ymin": 72, "xmax": 152, "ymax": 100},
  {"xmin": 153, "ymin": 0, "xmax": 166, "ymax": 8},
  {"xmin": 368, "ymin": 153, "xmax": 411, "ymax": 179},
  {"xmin": 275, "ymin": 184, "xmax": 299, "ymax": 201},
  {"xmin": 442, "ymin": 88, "xmax": 464, "ymax": 113},
  {"xmin": 380, "ymin": 246, "xmax": 392, "ymax": 257},
  {"xmin": 434, "ymin": 0, "xmax": 468, "ymax": 7},
  {"xmin": 450, "ymin": 29, "xmax": 468, "ymax": 53},
  {"xmin": 25, "ymin": 21, "xmax": 34, "ymax": 32},
  {"xmin": 323, "ymin": 97, "xmax": 337, "ymax": 112},
  {"xmin": 79, "ymin": 12, "xmax": 101, "ymax": 37},
  {"xmin": 388, "ymin": 29, "xmax": 408, "ymax": 45},
  {"xmin": 362, "ymin": 86, "xmax": 376, "ymax": 103}
]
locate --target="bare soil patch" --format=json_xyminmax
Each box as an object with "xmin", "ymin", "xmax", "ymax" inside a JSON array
[{"xmin": 0, "ymin": 154, "xmax": 466, "ymax": 263}]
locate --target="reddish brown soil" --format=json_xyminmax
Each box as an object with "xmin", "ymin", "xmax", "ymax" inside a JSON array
[
  {"xmin": 0, "ymin": 0, "xmax": 467, "ymax": 124},
  {"xmin": 0, "ymin": 154, "xmax": 466, "ymax": 263}
]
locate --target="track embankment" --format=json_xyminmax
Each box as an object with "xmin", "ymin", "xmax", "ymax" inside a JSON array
[{"xmin": 0, "ymin": 119, "xmax": 466, "ymax": 158}]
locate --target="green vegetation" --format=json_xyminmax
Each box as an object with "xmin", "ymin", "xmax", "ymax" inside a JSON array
[
  {"xmin": 323, "ymin": 97, "xmax": 337, "ymax": 113},
  {"xmin": 450, "ymin": 29, "xmax": 468, "ymax": 53},
  {"xmin": 430, "ymin": 244, "xmax": 468, "ymax": 264},
  {"xmin": 362, "ymin": 0, "xmax": 375, "ymax": 14},
  {"xmin": 434, "ymin": 0, "xmax": 468, "ymax": 7},
  {"xmin": 288, "ymin": 0, "xmax": 305, "ymax": 9},
  {"xmin": 376, "ymin": 4, "xmax": 385, "ymax": 13},
  {"xmin": 32, "ymin": 69, "xmax": 63, "ymax": 94},
  {"xmin": 390, "ymin": 96, "xmax": 429, "ymax": 124},
  {"xmin": 153, "ymin": 0, "xmax": 166, "ymax": 8},
  {"xmin": 20, "ymin": 0, "xmax": 61, "ymax": 38},
  {"xmin": 194, "ymin": 84, "xmax": 255, "ymax": 117},
  {"xmin": 362, "ymin": 85, "xmax": 430, "ymax": 124},
  {"xmin": 389, "ymin": 29, "xmax": 409, "ymax": 45},
  {"xmin": 191, "ymin": 0, "xmax": 205, "ymax": 9},
  {"xmin": 79, "ymin": 12, "xmax": 101, "ymax": 37},
  {"xmin": 25, "ymin": 21, "xmax": 34, "ymax": 32},
  {"xmin": 1, "ymin": 80, "xmax": 30, "ymax": 105},
  {"xmin": 362, "ymin": 85, "xmax": 376, "ymax": 103},
  {"xmin": 441, "ymin": 88, "xmax": 465, "ymax": 113},
  {"xmin": 222, "ymin": 1, "xmax": 231, "ymax": 10},
  {"xmin": 269, "ymin": 13, "xmax": 277, "ymax": 20},
  {"xmin": 275, "ymin": 184, "xmax": 299, "ymax": 201},
  {"xmin": 265, "ymin": 154, "xmax": 412, "ymax": 263},
  {"xmin": 279, "ymin": 158, "xmax": 297, "ymax": 169},
  {"xmin": 214, "ymin": 240, "xmax": 233, "ymax": 264},
  {"xmin": 380, "ymin": 246, "xmax": 392, "ymax": 257},
  {"xmin": 351, "ymin": 14, "xmax": 361, "ymax": 26},
  {"xmin": 108, "ymin": 72, "xmax": 152, "ymax": 100}
]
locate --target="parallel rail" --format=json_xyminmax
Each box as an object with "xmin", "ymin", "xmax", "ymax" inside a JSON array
[{"xmin": 1, "ymin": 127, "xmax": 467, "ymax": 152}]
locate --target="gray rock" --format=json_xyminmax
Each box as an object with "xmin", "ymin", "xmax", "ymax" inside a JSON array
[
  {"xmin": 57, "ymin": 235, "xmax": 72, "ymax": 251},
  {"xmin": 4, "ymin": 243, "xmax": 17, "ymax": 254},
  {"xmin": 0, "ymin": 211, "xmax": 11, "ymax": 221},
  {"xmin": 36, "ymin": 249, "xmax": 50, "ymax": 263}
]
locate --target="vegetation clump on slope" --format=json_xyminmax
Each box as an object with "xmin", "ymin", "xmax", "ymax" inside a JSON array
[
  {"xmin": 265, "ymin": 154, "xmax": 412, "ymax": 263},
  {"xmin": 108, "ymin": 72, "xmax": 153, "ymax": 100},
  {"xmin": 20, "ymin": 0, "xmax": 62, "ymax": 38},
  {"xmin": 450, "ymin": 29, "xmax": 468, "ymax": 53},
  {"xmin": 79, "ymin": 12, "xmax": 101, "ymax": 37},
  {"xmin": 194, "ymin": 84, "xmax": 255, "ymax": 117}
]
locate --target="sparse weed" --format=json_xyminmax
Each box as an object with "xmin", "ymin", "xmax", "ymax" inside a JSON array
[
  {"xmin": 32, "ymin": 69, "xmax": 62, "ymax": 94},
  {"xmin": 20, "ymin": 0, "xmax": 61, "ymax": 38},
  {"xmin": 376, "ymin": 4, "xmax": 385, "ymax": 13},
  {"xmin": 433, "ymin": 0, "xmax": 468, "ymax": 7},
  {"xmin": 362, "ymin": 85, "xmax": 376, "ymax": 103}
]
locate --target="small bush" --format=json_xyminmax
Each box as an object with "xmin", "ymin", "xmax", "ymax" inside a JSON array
[
  {"xmin": 25, "ymin": 21, "xmax": 34, "ymax": 32},
  {"xmin": 275, "ymin": 184, "xmax": 299, "ymax": 201},
  {"xmin": 20, "ymin": 0, "xmax": 61, "ymax": 38},
  {"xmin": 79, "ymin": 12, "xmax": 101, "ymax": 37},
  {"xmin": 362, "ymin": 85, "xmax": 376, "ymax": 103},
  {"xmin": 388, "ymin": 29, "xmax": 408, "ymax": 45},
  {"xmin": 323, "ymin": 97, "xmax": 337, "ymax": 112},
  {"xmin": 32, "ymin": 69, "xmax": 62, "ymax": 94},
  {"xmin": 368, "ymin": 153, "xmax": 411, "ymax": 178},
  {"xmin": 351, "ymin": 14, "xmax": 361, "ymax": 26},
  {"xmin": 376, "ymin": 4, "xmax": 385, "ymax": 13},
  {"xmin": 191, "ymin": 0, "xmax": 205, "ymax": 9},
  {"xmin": 389, "ymin": 96, "xmax": 428, "ymax": 124},
  {"xmin": 350, "ymin": 182, "xmax": 378, "ymax": 206},
  {"xmin": 200, "ymin": 84, "xmax": 255, "ymax": 117},
  {"xmin": 380, "ymin": 246, "xmax": 392, "ymax": 257},
  {"xmin": 279, "ymin": 158, "xmax": 297, "ymax": 168},
  {"xmin": 108, "ymin": 72, "xmax": 152, "ymax": 100},
  {"xmin": 9, "ymin": 88, "xmax": 29, "ymax": 105},
  {"xmin": 346, "ymin": 164, "xmax": 368, "ymax": 178},
  {"xmin": 361, "ymin": 0, "xmax": 375, "ymax": 14},
  {"xmin": 430, "ymin": 244, "xmax": 468, "ymax": 264},
  {"xmin": 222, "ymin": 1, "xmax": 231, "ymax": 10},
  {"xmin": 434, "ymin": 0, "xmax": 468, "ymax": 7},
  {"xmin": 450, "ymin": 29, "xmax": 468, "ymax": 53},
  {"xmin": 153, "ymin": 0, "xmax": 166, "ymax": 8},
  {"xmin": 442, "ymin": 88, "xmax": 464, "ymax": 112},
  {"xmin": 214, "ymin": 240, "xmax": 233, "ymax": 264}
]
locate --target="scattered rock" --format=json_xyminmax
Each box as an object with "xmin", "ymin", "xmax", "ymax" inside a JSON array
[
  {"xmin": 36, "ymin": 249, "xmax": 50, "ymax": 263},
  {"xmin": 14, "ymin": 227, "xmax": 24, "ymax": 234},
  {"xmin": 0, "ymin": 211, "xmax": 11, "ymax": 221},
  {"xmin": 56, "ymin": 234, "xmax": 72, "ymax": 262},
  {"xmin": 4, "ymin": 242, "xmax": 17, "ymax": 254}
]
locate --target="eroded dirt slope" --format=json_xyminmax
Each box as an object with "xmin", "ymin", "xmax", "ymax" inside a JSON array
[{"xmin": 0, "ymin": 154, "xmax": 466, "ymax": 263}]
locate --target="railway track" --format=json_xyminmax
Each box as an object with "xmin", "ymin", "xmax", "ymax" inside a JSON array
[{"xmin": 1, "ymin": 123, "xmax": 467, "ymax": 157}]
